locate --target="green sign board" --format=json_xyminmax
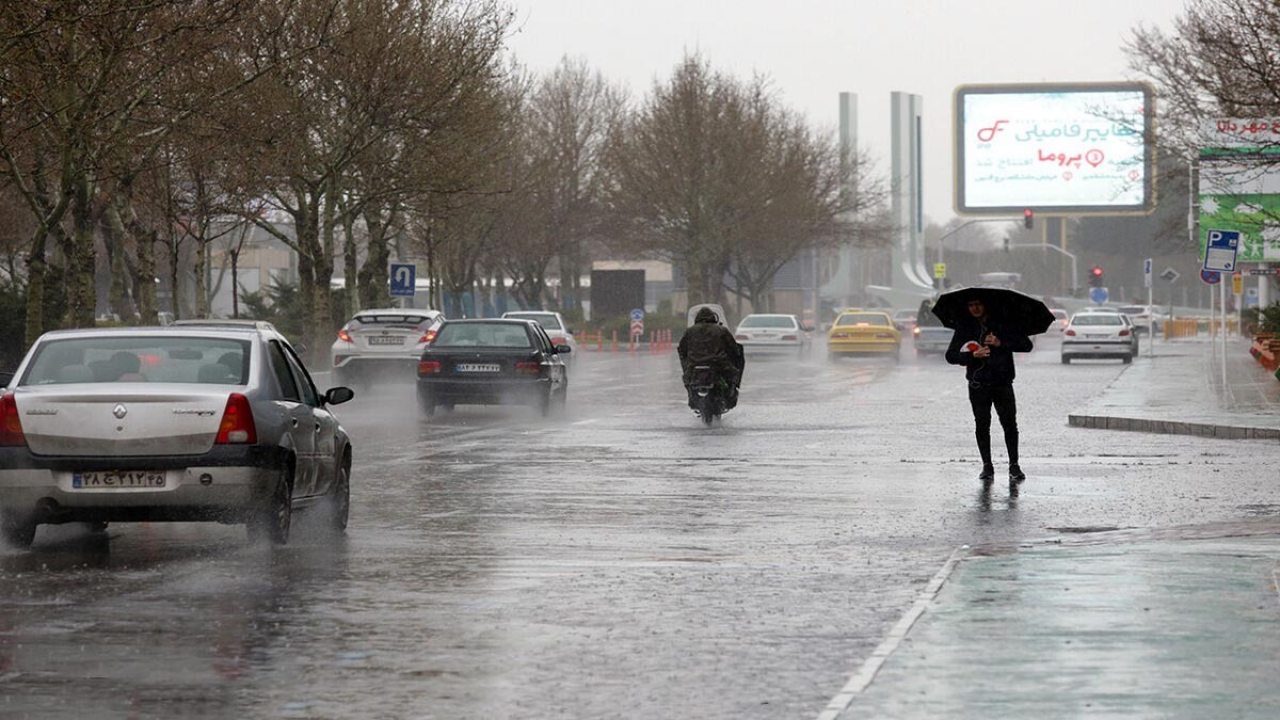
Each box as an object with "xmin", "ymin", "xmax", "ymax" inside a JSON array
[{"xmin": 1197, "ymin": 193, "xmax": 1280, "ymax": 263}]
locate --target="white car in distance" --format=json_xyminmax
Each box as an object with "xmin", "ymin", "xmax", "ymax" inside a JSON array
[
  {"xmin": 733, "ymin": 314, "xmax": 809, "ymax": 356},
  {"xmin": 501, "ymin": 311, "xmax": 579, "ymax": 357}
]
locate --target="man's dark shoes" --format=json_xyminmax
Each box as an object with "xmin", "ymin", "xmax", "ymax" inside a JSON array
[
  {"xmin": 1009, "ymin": 465, "xmax": 1026, "ymax": 483},
  {"xmin": 978, "ymin": 465, "xmax": 995, "ymax": 482}
]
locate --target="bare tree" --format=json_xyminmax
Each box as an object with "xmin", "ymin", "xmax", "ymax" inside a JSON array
[
  {"xmin": 604, "ymin": 54, "xmax": 884, "ymax": 309},
  {"xmin": 1128, "ymin": 0, "xmax": 1280, "ymax": 153},
  {"xmin": 0, "ymin": 1, "xmax": 262, "ymax": 331},
  {"xmin": 239, "ymin": 0, "xmax": 511, "ymax": 356}
]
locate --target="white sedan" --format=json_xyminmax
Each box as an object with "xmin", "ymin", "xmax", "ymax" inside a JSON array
[
  {"xmin": 733, "ymin": 314, "xmax": 809, "ymax": 355},
  {"xmin": 1061, "ymin": 311, "xmax": 1138, "ymax": 364},
  {"xmin": 501, "ymin": 311, "xmax": 579, "ymax": 356}
]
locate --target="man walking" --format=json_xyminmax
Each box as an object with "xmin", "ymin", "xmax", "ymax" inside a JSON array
[{"xmin": 945, "ymin": 297, "xmax": 1032, "ymax": 483}]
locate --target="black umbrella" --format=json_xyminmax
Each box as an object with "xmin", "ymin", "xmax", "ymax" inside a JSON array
[{"xmin": 930, "ymin": 286, "xmax": 1056, "ymax": 336}]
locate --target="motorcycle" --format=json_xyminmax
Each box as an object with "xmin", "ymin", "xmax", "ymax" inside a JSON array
[{"xmin": 689, "ymin": 364, "xmax": 730, "ymax": 425}]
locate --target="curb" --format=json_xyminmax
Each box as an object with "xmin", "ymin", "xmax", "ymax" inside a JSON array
[
  {"xmin": 1067, "ymin": 413, "xmax": 1280, "ymax": 440},
  {"xmin": 817, "ymin": 545, "xmax": 970, "ymax": 720}
]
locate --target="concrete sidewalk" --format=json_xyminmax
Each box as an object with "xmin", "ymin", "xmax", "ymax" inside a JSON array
[
  {"xmin": 823, "ymin": 339, "xmax": 1280, "ymax": 720},
  {"xmin": 1068, "ymin": 337, "xmax": 1280, "ymax": 440},
  {"xmin": 830, "ymin": 524, "xmax": 1280, "ymax": 720}
]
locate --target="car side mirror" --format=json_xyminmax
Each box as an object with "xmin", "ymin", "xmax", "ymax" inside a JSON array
[
  {"xmin": 324, "ymin": 386, "xmax": 355, "ymax": 405},
  {"xmin": 555, "ymin": 344, "xmax": 572, "ymax": 354},
  {"xmin": 566, "ymin": 328, "xmax": 575, "ymax": 335}
]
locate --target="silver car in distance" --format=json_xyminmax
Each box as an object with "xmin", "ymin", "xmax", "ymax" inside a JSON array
[{"xmin": 0, "ymin": 325, "xmax": 354, "ymax": 549}]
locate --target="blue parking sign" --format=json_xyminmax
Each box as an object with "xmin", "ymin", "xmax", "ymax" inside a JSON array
[
  {"xmin": 1203, "ymin": 229, "xmax": 1240, "ymax": 272},
  {"xmin": 389, "ymin": 263, "xmax": 416, "ymax": 297}
]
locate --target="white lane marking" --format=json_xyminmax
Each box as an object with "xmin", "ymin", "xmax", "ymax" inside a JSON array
[
  {"xmin": 816, "ymin": 545, "xmax": 970, "ymax": 720},
  {"xmin": 571, "ymin": 418, "xmax": 602, "ymax": 426}
]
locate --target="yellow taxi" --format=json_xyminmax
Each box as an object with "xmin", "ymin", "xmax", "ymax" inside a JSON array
[{"xmin": 827, "ymin": 309, "xmax": 901, "ymax": 360}]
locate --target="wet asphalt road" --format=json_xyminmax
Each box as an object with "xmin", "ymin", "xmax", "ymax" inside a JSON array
[{"xmin": 4, "ymin": 336, "xmax": 1280, "ymax": 719}]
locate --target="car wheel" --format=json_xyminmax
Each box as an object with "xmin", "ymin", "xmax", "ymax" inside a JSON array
[
  {"xmin": 327, "ymin": 461, "xmax": 350, "ymax": 533},
  {"xmin": 539, "ymin": 388, "xmax": 554, "ymax": 417},
  {"xmin": 1122, "ymin": 354, "xmax": 1132, "ymax": 364},
  {"xmin": 1, "ymin": 511, "xmax": 36, "ymax": 549},
  {"xmin": 247, "ymin": 466, "xmax": 292, "ymax": 545},
  {"xmin": 1061, "ymin": 356, "xmax": 1070, "ymax": 364},
  {"xmin": 417, "ymin": 389, "xmax": 436, "ymax": 418}
]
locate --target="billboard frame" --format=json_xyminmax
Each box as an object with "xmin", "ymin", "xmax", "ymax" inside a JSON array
[{"xmin": 953, "ymin": 81, "xmax": 1156, "ymax": 217}]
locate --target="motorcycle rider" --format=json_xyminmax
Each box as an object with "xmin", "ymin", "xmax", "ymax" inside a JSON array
[{"xmin": 677, "ymin": 307, "xmax": 745, "ymax": 409}]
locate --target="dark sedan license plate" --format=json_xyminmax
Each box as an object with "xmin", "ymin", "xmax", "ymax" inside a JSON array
[
  {"xmin": 456, "ymin": 363, "xmax": 501, "ymax": 373},
  {"xmin": 72, "ymin": 471, "xmax": 165, "ymax": 489},
  {"xmin": 367, "ymin": 336, "xmax": 404, "ymax": 346}
]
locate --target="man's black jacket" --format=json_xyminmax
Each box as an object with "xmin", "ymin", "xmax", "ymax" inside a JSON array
[
  {"xmin": 944, "ymin": 317, "xmax": 1033, "ymax": 384},
  {"xmin": 678, "ymin": 321, "xmax": 744, "ymax": 381}
]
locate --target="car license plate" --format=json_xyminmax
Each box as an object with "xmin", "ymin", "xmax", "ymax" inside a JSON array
[
  {"xmin": 367, "ymin": 336, "xmax": 404, "ymax": 346},
  {"xmin": 456, "ymin": 363, "xmax": 500, "ymax": 372},
  {"xmin": 72, "ymin": 471, "xmax": 166, "ymax": 489}
]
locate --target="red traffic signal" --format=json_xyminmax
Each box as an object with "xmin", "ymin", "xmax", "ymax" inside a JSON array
[
  {"xmin": 1023, "ymin": 208, "xmax": 1034, "ymax": 230},
  {"xmin": 1089, "ymin": 265, "xmax": 1104, "ymax": 287}
]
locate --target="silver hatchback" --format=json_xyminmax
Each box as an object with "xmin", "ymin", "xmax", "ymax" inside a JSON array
[{"xmin": 0, "ymin": 326, "xmax": 354, "ymax": 549}]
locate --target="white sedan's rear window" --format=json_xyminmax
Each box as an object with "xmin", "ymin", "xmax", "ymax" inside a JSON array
[
  {"xmin": 22, "ymin": 337, "xmax": 251, "ymax": 385},
  {"xmin": 739, "ymin": 316, "xmax": 796, "ymax": 329},
  {"xmin": 505, "ymin": 313, "xmax": 562, "ymax": 330},
  {"xmin": 1072, "ymin": 315, "xmax": 1124, "ymax": 326}
]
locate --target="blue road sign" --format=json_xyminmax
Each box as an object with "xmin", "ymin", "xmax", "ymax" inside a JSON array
[
  {"xmin": 629, "ymin": 308, "xmax": 645, "ymax": 322},
  {"xmin": 1089, "ymin": 286, "xmax": 1109, "ymax": 305},
  {"xmin": 1200, "ymin": 269, "xmax": 1221, "ymax": 285},
  {"xmin": 389, "ymin": 263, "xmax": 416, "ymax": 297},
  {"xmin": 1203, "ymin": 229, "xmax": 1240, "ymax": 272}
]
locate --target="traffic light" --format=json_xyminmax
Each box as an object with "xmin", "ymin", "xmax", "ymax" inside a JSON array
[
  {"xmin": 1088, "ymin": 265, "xmax": 1104, "ymax": 287},
  {"xmin": 1023, "ymin": 208, "xmax": 1034, "ymax": 229}
]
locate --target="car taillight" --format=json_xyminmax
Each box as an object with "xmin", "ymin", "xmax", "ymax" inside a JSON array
[
  {"xmin": 831, "ymin": 332, "xmax": 847, "ymax": 339},
  {"xmin": 1065, "ymin": 329, "xmax": 1076, "ymax": 336},
  {"xmin": 874, "ymin": 332, "xmax": 894, "ymax": 339},
  {"xmin": 215, "ymin": 393, "xmax": 257, "ymax": 445},
  {"xmin": 1119, "ymin": 328, "xmax": 1131, "ymax": 336},
  {"xmin": 418, "ymin": 329, "xmax": 437, "ymax": 344},
  {"xmin": 337, "ymin": 329, "xmax": 353, "ymax": 343},
  {"xmin": 735, "ymin": 334, "xmax": 749, "ymax": 340},
  {"xmin": 781, "ymin": 335, "xmax": 797, "ymax": 341},
  {"xmin": 417, "ymin": 360, "xmax": 441, "ymax": 375},
  {"xmin": 514, "ymin": 360, "xmax": 542, "ymax": 376},
  {"xmin": 549, "ymin": 336, "xmax": 566, "ymax": 346},
  {"xmin": 0, "ymin": 392, "xmax": 26, "ymax": 447}
]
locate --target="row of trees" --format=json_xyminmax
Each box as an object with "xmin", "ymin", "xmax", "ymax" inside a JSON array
[{"xmin": 0, "ymin": 0, "xmax": 884, "ymax": 360}]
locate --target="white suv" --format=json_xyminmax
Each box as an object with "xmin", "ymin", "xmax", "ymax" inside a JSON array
[
  {"xmin": 1116, "ymin": 305, "xmax": 1159, "ymax": 335},
  {"xmin": 331, "ymin": 309, "xmax": 445, "ymax": 390}
]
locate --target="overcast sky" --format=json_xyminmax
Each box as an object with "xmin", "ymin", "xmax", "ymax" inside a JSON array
[{"xmin": 505, "ymin": 0, "xmax": 1184, "ymax": 224}]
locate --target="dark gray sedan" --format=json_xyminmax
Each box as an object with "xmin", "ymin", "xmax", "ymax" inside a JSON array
[
  {"xmin": 0, "ymin": 325, "xmax": 354, "ymax": 548},
  {"xmin": 416, "ymin": 319, "xmax": 570, "ymax": 417}
]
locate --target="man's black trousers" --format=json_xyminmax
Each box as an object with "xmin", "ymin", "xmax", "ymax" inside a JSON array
[{"xmin": 967, "ymin": 381, "xmax": 1018, "ymax": 467}]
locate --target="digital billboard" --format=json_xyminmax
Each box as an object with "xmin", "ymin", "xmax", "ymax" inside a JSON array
[{"xmin": 954, "ymin": 82, "xmax": 1154, "ymax": 214}]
